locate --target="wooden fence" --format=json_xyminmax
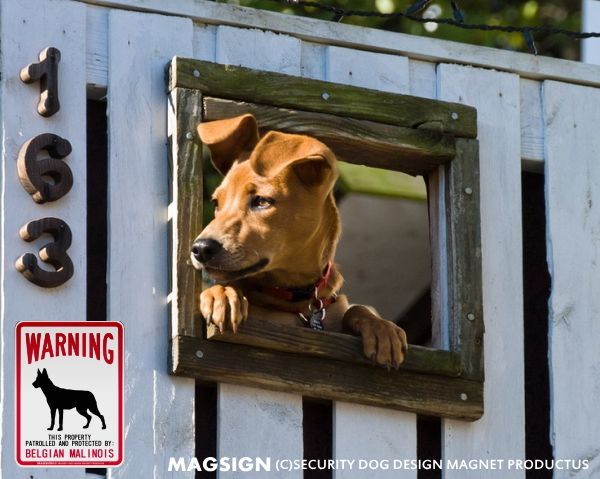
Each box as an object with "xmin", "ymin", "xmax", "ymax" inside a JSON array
[{"xmin": 1, "ymin": 0, "xmax": 599, "ymax": 478}]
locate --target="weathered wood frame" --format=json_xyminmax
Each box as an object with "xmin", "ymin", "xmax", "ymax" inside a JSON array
[{"xmin": 167, "ymin": 58, "xmax": 484, "ymax": 420}]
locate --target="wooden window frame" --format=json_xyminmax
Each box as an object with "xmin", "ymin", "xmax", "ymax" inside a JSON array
[{"xmin": 167, "ymin": 58, "xmax": 484, "ymax": 421}]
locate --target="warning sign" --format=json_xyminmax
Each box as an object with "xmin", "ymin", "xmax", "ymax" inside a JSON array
[{"xmin": 16, "ymin": 321, "xmax": 124, "ymax": 467}]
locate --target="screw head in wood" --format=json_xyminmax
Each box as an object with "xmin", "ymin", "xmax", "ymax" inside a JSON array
[
  {"xmin": 185, "ymin": 132, "xmax": 193, "ymax": 140},
  {"xmin": 451, "ymin": 112, "xmax": 459, "ymax": 120},
  {"xmin": 464, "ymin": 187, "xmax": 473, "ymax": 195},
  {"xmin": 192, "ymin": 69, "xmax": 200, "ymax": 78},
  {"xmin": 195, "ymin": 350, "xmax": 204, "ymax": 359},
  {"xmin": 321, "ymin": 92, "xmax": 330, "ymax": 101},
  {"xmin": 467, "ymin": 313, "xmax": 475, "ymax": 321},
  {"xmin": 460, "ymin": 393, "xmax": 468, "ymax": 401}
]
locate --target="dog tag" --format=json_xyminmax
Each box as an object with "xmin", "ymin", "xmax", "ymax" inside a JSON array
[{"xmin": 308, "ymin": 308, "xmax": 325, "ymax": 330}]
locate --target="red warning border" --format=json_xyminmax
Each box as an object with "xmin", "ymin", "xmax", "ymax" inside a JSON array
[{"xmin": 15, "ymin": 321, "xmax": 124, "ymax": 467}]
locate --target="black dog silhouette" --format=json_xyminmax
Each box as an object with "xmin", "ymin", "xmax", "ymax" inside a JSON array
[{"xmin": 32, "ymin": 368, "xmax": 106, "ymax": 431}]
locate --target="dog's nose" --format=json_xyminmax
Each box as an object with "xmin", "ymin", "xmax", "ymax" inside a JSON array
[{"xmin": 191, "ymin": 238, "xmax": 223, "ymax": 263}]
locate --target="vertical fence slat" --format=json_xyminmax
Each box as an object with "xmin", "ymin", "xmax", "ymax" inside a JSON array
[
  {"xmin": 583, "ymin": 0, "xmax": 600, "ymax": 65},
  {"xmin": 428, "ymin": 164, "xmax": 450, "ymax": 350},
  {"xmin": 438, "ymin": 64, "xmax": 525, "ymax": 478},
  {"xmin": 544, "ymin": 80, "xmax": 600, "ymax": 477},
  {"xmin": 106, "ymin": 10, "xmax": 195, "ymax": 478},
  {"xmin": 409, "ymin": 59, "xmax": 437, "ymax": 99},
  {"xmin": 86, "ymin": 6, "xmax": 109, "ymax": 92},
  {"xmin": 333, "ymin": 403, "xmax": 416, "ymax": 479},
  {"xmin": 193, "ymin": 24, "xmax": 217, "ymax": 62},
  {"xmin": 409, "ymin": 58, "xmax": 448, "ymax": 350},
  {"xmin": 213, "ymin": 26, "xmax": 304, "ymax": 476},
  {"xmin": 325, "ymin": 46, "xmax": 417, "ymax": 479},
  {"xmin": 301, "ymin": 42, "xmax": 326, "ymax": 80},
  {"xmin": 218, "ymin": 384, "xmax": 303, "ymax": 478},
  {"xmin": 326, "ymin": 46, "xmax": 410, "ymax": 94},
  {"xmin": 0, "ymin": 0, "xmax": 88, "ymax": 477},
  {"xmin": 216, "ymin": 25, "xmax": 301, "ymax": 75},
  {"xmin": 520, "ymin": 79, "xmax": 544, "ymax": 169}
]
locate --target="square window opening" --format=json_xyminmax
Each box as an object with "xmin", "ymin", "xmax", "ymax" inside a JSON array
[{"xmin": 168, "ymin": 58, "xmax": 484, "ymax": 421}]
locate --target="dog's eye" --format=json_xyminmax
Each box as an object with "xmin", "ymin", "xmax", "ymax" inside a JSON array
[{"xmin": 250, "ymin": 195, "xmax": 275, "ymax": 210}]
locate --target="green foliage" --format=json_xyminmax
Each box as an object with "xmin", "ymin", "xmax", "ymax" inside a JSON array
[{"xmin": 229, "ymin": 0, "xmax": 582, "ymax": 59}]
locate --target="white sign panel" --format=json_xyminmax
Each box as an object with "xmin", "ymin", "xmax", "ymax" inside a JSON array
[{"xmin": 16, "ymin": 321, "xmax": 123, "ymax": 467}]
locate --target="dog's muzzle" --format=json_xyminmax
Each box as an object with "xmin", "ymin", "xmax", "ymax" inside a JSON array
[{"xmin": 191, "ymin": 238, "xmax": 223, "ymax": 264}]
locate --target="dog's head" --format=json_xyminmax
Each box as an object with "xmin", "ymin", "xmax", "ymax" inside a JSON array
[
  {"xmin": 32, "ymin": 368, "xmax": 49, "ymax": 388},
  {"xmin": 191, "ymin": 114, "xmax": 339, "ymax": 282}
]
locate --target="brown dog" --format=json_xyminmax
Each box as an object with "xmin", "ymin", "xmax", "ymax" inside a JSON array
[{"xmin": 190, "ymin": 114, "xmax": 407, "ymax": 368}]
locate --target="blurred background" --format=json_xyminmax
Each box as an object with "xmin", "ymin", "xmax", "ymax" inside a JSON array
[{"xmin": 229, "ymin": 0, "xmax": 582, "ymax": 59}]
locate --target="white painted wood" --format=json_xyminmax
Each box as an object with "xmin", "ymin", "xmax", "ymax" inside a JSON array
[
  {"xmin": 544, "ymin": 80, "xmax": 600, "ymax": 479},
  {"xmin": 82, "ymin": 6, "xmax": 550, "ymax": 171},
  {"xmin": 410, "ymin": 59, "xmax": 436, "ymax": 99},
  {"xmin": 87, "ymin": 6, "xmax": 108, "ymax": 93},
  {"xmin": 326, "ymin": 47, "xmax": 417, "ymax": 478},
  {"xmin": 217, "ymin": 384, "xmax": 303, "ymax": 478},
  {"xmin": 438, "ymin": 64, "xmax": 525, "ymax": 478},
  {"xmin": 80, "ymin": 2, "xmax": 600, "ymax": 170},
  {"xmin": 333, "ymin": 403, "xmax": 417, "ymax": 479},
  {"xmin": 213, "ymin": 26, "xmax": 304, "ymax": 474},
  {"xmin": 216, "ymin": 25, "xmax": 301, "ymax": 75},
  {"xmin": 583, "ymin": 0, "xmax": 600, "ymax": 65},
  {"xmin": 0, "ymin": 0, "xmax": 88, "ymax": 477},
  {"xmin": 79, "ymin": 0, "xmax": 600, "ymax": 89},
  {"xmin": 301, "ymin": 42, "xmax": 326, "ymax": 80},
  {"xmin": 193, "ymin": 23, "xmax": 217, "ymax": 62},
  {"xmin": 326, "ymin": 46, "xmax": 409, "ymax": 94},
  {"xmin": 520, "ymin": 79, "xmax": 544, "ymax": 170},
  {"xmin": 106, "ymin": 10, "xmax": 195, "ymax": 478},
  {"xmin": 428, "ymin": 165, "xmax": 450, "ymax": 350}
]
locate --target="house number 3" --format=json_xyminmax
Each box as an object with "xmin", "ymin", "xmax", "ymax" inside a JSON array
[
  {"xmin": 15, "ymin": 218, "xmax": 74, "ymax": 288},
  {"xmin": 15, "ymin": 47, "xmax": 74, "ymax": 288}
]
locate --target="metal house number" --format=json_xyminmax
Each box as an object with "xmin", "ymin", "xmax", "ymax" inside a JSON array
[{"xmin": 15, "ymin": 47, "xmax": 74, "ymax": 288}]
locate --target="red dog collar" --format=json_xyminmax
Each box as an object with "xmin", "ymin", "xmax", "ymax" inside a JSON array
[
  {"xmin": 258, "ymin": 261, "xmax": 337, "ymax": 327},
  {"xmin": 260, "ymin": 261, "xmax": 334, "ymax": 303}
]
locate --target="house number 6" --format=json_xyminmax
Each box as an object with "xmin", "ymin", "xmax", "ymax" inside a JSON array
[{"xmin": 17, "ymin": 133, "xmax": 73, "ymax": 204}]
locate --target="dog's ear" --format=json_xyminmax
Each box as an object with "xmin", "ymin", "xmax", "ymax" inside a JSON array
[
  {"xmin": 42, "ymin": 368, "xmax": 47, "ymax": 376},
  {"xmin": 197, "ymin": 114, "xmax": 259, "ymax": 175},
  {"xmin": 250, "ymin": 132, "xmax": 337, "ymax": 189},
  {"xmin": 37, "ymin": 368, "xmax": 41, "ymax": 375}
]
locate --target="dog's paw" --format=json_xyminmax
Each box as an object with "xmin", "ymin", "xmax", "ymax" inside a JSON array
[
  {"xmin": 345, "ymin": 305, "xmax": 408, "ymax": 369},
  {"xmin": 359, "ymin": 318, "xmax": 408, "ymax": 370},
  {"xmin": 358, "ymin": 318, "xmax": 407, "ymax": 370},
  {"xmin": 199, "ymin": 285, "xmax": 249, "ymax": 333}
]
